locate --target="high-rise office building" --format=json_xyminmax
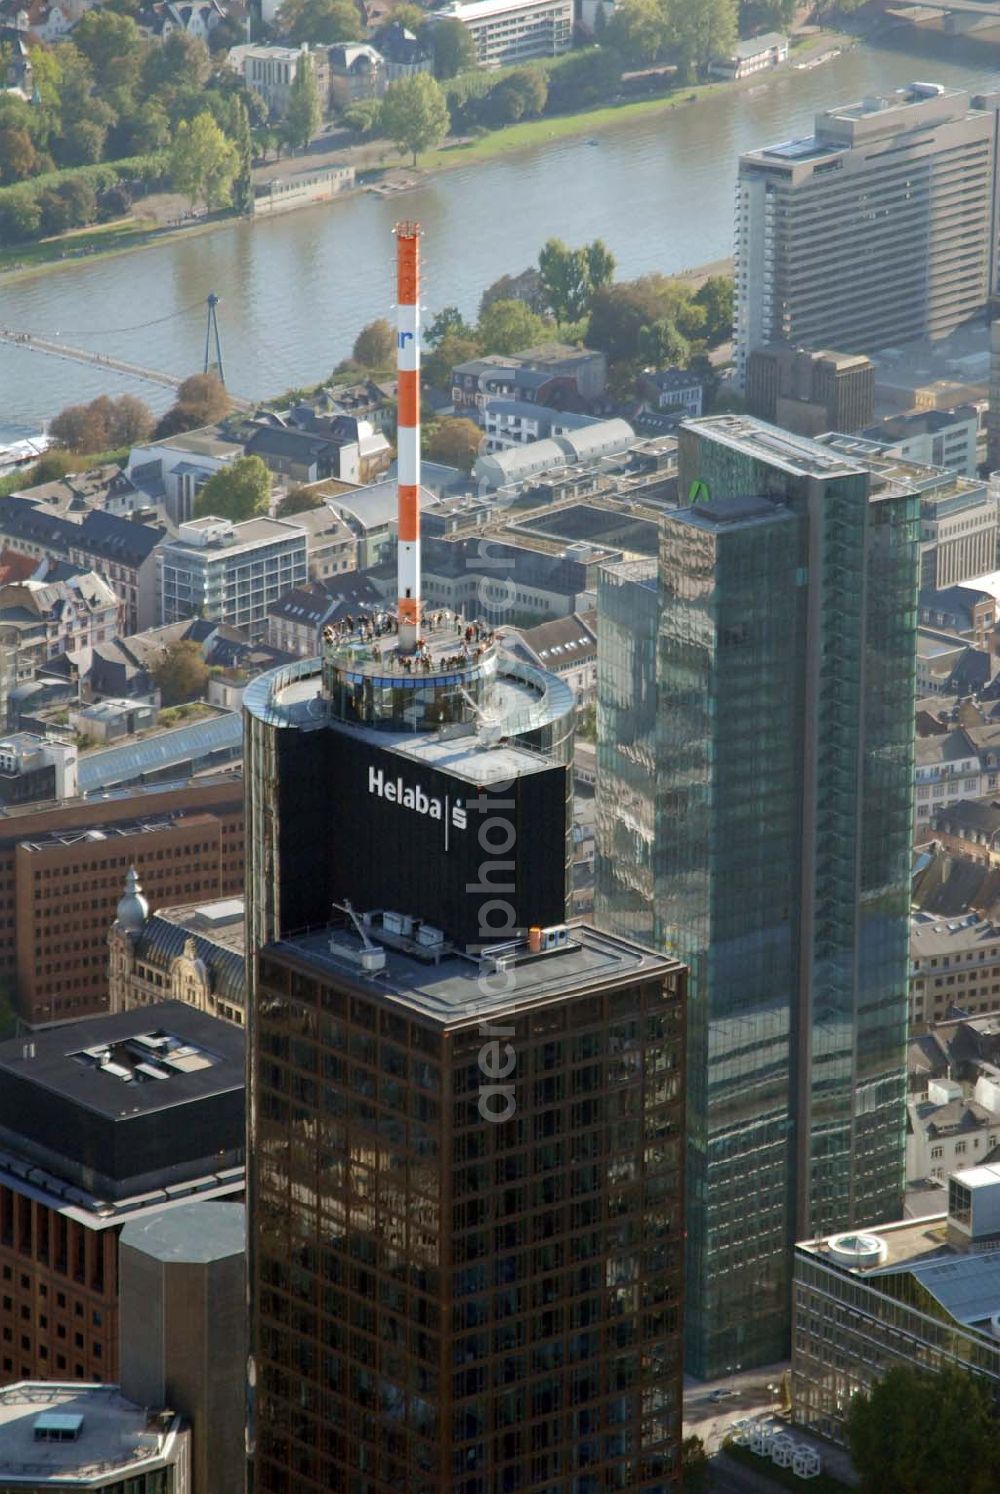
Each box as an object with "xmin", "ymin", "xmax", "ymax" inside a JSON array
[
  {"xmin": 244, "ymin": 228, "xmax": 687, "ymax": 1493},
  {"xmin": 596, "ymin": 416, "xmax": 920, "ymax": 1379},
  {"xmin": 734, "ymin": 84, "xmax": 997, "ymax": 388}
]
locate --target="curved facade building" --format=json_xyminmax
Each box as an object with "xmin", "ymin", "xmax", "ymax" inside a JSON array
[{"xmin": 244, "ymin": 620, "xmax": 575, "ymax": 962}]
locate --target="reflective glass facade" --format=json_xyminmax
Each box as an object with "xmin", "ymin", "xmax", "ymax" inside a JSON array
[
  {"xmin": 792, "ymin": 1241, "xmax": 1000, "ymax": 1444},
  {"xmin": 596, "ymin": 417, "xmax": 919, "ymax": 1379},
  {"xmin": 250, "ymin": 945, "xmax": 686, "ymax": 1493}
]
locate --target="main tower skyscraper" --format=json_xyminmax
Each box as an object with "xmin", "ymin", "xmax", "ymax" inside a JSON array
[
  {"xmin": 597, "ymin": 416, "xmax": 919, "ymax": 1380},
  {"xmin": 244, "ymin": 228, "xmax": 688, "ymax": 1493}
]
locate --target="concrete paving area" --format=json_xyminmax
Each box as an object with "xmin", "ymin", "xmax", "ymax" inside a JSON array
[
  {"xmin": 683, "ymin": 1363, "xmax": 790, "ymax": 1456},
  {"xmin": 683, "ymin": 1364, "xmax": 860, "ymax": 1489}
]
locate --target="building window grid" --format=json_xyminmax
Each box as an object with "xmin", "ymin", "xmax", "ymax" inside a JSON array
[{"xmin": 252, "ymin": 973, "xmax": 683, "ymax": 1489}]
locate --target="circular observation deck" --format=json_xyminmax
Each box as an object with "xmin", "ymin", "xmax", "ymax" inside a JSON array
[{"xmin": 321, "ymin": 612, "xmax": 500, "ymax": 731}]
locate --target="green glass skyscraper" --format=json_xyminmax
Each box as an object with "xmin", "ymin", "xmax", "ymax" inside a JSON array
[{"xmin": 596, "ymin": 416, "xmax": 920, "ymax": 1379}]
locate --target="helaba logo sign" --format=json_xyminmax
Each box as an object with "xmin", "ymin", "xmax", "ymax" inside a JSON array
[{"xmin": 369, "ymin": 765, "xmax": 467, "ymax": 830}]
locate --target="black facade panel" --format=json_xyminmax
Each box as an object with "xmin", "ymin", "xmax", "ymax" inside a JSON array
[
  {"xmin": 277, "ymin": 727, "xmax": 569, "ymax": 947},
  {"xmin": 0, "ymin": 1074, "xmax": 114, "ymax": 1177}
]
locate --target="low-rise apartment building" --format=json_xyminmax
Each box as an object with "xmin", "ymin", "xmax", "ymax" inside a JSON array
[
  {"xmin": 433, "ymin": 0, "xmax": 572, "ymax": 65},
  {"xmin": 452, "ymin": 344, "xmax": 607, "ymax": 413},
  {"xmin": 158, "ymin": 515, "xmax": 307, "ymax": 640},
  {"xmin": 0, "ymin": 499, "xmax": 165, "ymax": 634},
  {"xmin": 907, "ymin": 1077, "xmax": 1000, "ymax": 1181},
  {"xmin": 265, "ymin": 574, "xmax": 383, "ymax": 657},
  {"xmin": 278, "ymin": 503, "xmax": 356, "ymax": 581},
  {"xmin": 228, "ymin": 41, "xmax": 327, "ymax": 117},
  {"xmin": 482, "ymin": 399, "xmax": 597, "ymax": 451},
  {"xmin": 915, "ymin": 728, "xmax": 983, "ymax": 826},
  {"xmin": 910, "ymin": 911, "xmax": 1000, "ymax": 1028},
  {"xmin": 933, "ymin": 798, "xmax": 1000, "ymax": 865},
  {"xmin": 504, "ymin": 610, "xmax": 598, "ymax": 700},
  {"xmin": 0, "ymin": 574, "xmax": 118, "ymax": 672}
]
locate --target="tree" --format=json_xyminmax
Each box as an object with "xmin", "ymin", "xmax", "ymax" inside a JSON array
[
  {"xmin": 694, "ymin": 274, "xmax": 734, "ymax": 346},
  {"xmin": 194, "ymin": 455, "xmax": 271, "ymax": 522},
  {"xmin": 425, "ymin": 417, "xmax": 482, "ymax": 472},
  {"xmin": 681, "ymin": 1434, "xmax": 708, "ymax": 1494},
  {"xmin": 277, "ymin": 485, "xmax": 325, "ymax": 517},
  {"xmin": 118, "ymin": 99, "xmax": 169, "ymax": 154},
  {"xmin": 484, "ymin": 68, "xmax": 547, "ymax": 126},
  {"xmin": 479, "ymin": 267, "xmax": 546, "ymax": 318},
  {"xmin": 37, "ymin": 189, "xmax": 71, "ymax": 237},
  {"xmin": 342, "ymin": 98, "xmax": 382, "ymax": 138},
  {"xmin": 605, "ymin": 0, "xmax": 671, "ymax": 66},
  {"xmin": 277, "ymin": 0, "xmax": 362, "ymax": 43},
  {"xmin": 587, "ymin": 273, "xmax": 700, "ymax": 366},
  {"xmin": 227, "ymin": 93, "xmax": 253, "ymax": 215},
  {"xmin": 169, "ymin": 112, "xmax": 239, "ymax": 210},
  {"xmin": 424, "ymin": 331, "xmax": 482, "ymax": 392},
  {"xmin": 585, "ymin": 240, "xmax": 616, "ymax": 298},
  {"xmin": 638, "ymin": 317, "xmax": 690, "ymax": 367},
  {"xmin": 108, "ymin": 395, "xmax": 155, "ymax": 445},
  {"xmin": 381, "ymin": 74, "xmax": 450, "ymax": 166},
  {"xmin": 538, "ymin": 237, "xmax": 615, "ymax": 322},
  {"xmin": 141, "ymin": 30, "xmax": 210, "ymax": 95},
  {"xmin": 477, "ymin": 298, "xmax": 549, "ymax": 356},
  {"xmin": 666, "ymin": 0, "xmax": 737, "ymax": 80},
  {"xmin": 60, "ymin": 116, "xmax": 108, "ymax": 167},
  {"xmin": 156, "ymin": 374, "xmax": 231, "ymax": 436},
  {"xmin": 352, "ymin": 318, "xmax": 395, "ymax": 370},
  {"xmin": 57, "ymin": 177, "xmax": 98, "ymax": 230},
  {"xmin": 283, "ymin": 52, "xmax": 321, "ymax": 152},
  {"xmin": 847, "ymin": 1364, "xmax": 1000, "ymax": 1494},
  {"xmin": 427, "ymin": 306, "xmax": 473, "ymax": 346},
  {"xmin": 71, "ymin": 10, "xmax": 143, "ymax": 97},
  {"xmin": 152, "ymin": 639, "xmax": 210, "ymax": 706},
  {"xmin": 25, "ymin": 450, "xmax": 80, "ymax": 484},
  {"xmin": 50, "ymin": 402, "xmax": 110, "ymax": 452},
  {"xmin": 0, "ymin": 127, "xmax": 40, "ymax": 185},
  {"xmin": 430, "ymin": 17, "xmax": 476, "ymax": 80},
  {"xmin": 385, "ymin": 2, "xmax": 425, "ymax": 31}
]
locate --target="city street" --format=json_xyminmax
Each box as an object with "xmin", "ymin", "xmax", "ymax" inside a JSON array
[{"xmin": 683, "ymin": 1363, "xmax": 790, "ymax": 1455}]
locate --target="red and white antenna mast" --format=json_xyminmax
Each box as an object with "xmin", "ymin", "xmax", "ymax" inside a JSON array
[{"xmin": 395, "ymin": 222, "xmax": 421, "ymax": 652}]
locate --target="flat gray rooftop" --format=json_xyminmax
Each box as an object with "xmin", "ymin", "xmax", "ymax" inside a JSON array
[
  {"xmin": 120, "ymin": 1199, "xmax": 244, "ymax": 1264},
  {"xmin": 683, "ymin": 415, "xmax": 864, "ymax": 479},
  {"xmin": 0, "ymin": 1383, "xmax": 178, "ymax": 1482},
  {"xmin": 270, "ymin": 923, "xmax": 678, "ymax": 1027}
]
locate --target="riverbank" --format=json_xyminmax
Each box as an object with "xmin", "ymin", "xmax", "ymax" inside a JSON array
[{"xmin": 0, "ymin": 29, "xmax": 849, "ymax": 285}]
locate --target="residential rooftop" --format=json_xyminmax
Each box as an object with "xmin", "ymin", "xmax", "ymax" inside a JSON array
[
  {"xmin": 911, "ymin": 911, "xmax": 1000, "ymax": 959},
  {"xmin": 269, "ymin": 921, "xmax": 680, "ymax": 1028}
]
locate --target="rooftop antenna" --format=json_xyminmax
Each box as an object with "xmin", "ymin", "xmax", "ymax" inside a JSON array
[
  {"xmin": 204, "ymin": 293, "xmax": 225, "ymax": 386},
  {"xmin": 394, "ymin": 223, "xmax": 421, "ymax": 652}
]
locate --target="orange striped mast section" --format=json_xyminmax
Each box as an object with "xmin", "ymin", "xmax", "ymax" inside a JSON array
[{"xmin": 395, "ymin": 222, "xmax": 421, "ymax": 652}]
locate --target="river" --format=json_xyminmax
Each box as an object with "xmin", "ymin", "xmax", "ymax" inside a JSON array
[{"xmin": 2, "ymin": 31, "xmax": 999, "ymax": 429}]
